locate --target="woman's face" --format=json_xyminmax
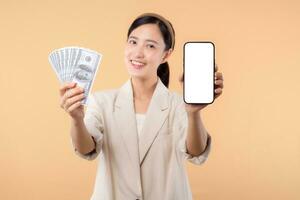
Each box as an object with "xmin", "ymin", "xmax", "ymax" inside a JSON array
[{"xmin": 124, "ymin": 23, "xmax": 170, "ymax": 79}]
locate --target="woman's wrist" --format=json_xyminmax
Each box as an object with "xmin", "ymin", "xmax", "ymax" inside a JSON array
[
  {"xmin": 71, "ymin": 117, "xmax": 84, "ymax": 127},
  {"xmin": 187, "ymin": 110, "xmax": 201, "ymax": 118}
]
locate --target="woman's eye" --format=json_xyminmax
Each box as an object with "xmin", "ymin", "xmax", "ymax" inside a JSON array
[
  {"xmin": 128, "ymin": 40, "xmax": 136, "ymax": 44},
  {"xmin": 147, "ymin": 44, "xmax": 155, "ymax": 49}
]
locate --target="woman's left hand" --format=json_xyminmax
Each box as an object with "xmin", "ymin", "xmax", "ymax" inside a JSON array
[{"xmin": 179, "ymin": 64, "xmax": 224, "ymax": 114}]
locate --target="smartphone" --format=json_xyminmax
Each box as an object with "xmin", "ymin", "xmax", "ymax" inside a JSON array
[{"xmin": 183, "ymin": 41, "xmax": 215, "ymax": 104}]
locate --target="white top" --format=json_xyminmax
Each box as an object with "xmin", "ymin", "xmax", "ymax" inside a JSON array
[{"xmin": 135, "ymin": 113, "xmax": 146, "ymax": 139}]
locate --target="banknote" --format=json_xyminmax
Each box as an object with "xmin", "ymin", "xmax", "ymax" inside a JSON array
[{"xmin": 48, "ymin": 46, "xmax": 102, "ymax": 105}]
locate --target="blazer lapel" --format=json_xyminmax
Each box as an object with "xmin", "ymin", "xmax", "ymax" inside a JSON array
[
  {"xmin": 114, "ymin": 77, "xmax": 170, "ymax": 167},
  {"xmin": 138, "ymin": 78, "xmax": 169, "ymax": 165},
  {"xmin": 114, "ymin": 79, "xmax": 140, "ymax": 169}
]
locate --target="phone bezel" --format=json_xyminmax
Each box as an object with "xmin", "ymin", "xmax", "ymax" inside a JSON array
[{"xmin": 183, "ymin": 41, "xmax": 216, "ymax": 105}]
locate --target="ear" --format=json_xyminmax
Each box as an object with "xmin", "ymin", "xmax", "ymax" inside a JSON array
[{"xmin": 161, "ymin": 49, "xmax": 173, "ymax": 64}]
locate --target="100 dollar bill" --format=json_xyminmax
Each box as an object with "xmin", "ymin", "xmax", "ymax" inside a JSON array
[
  {"xmin": 71, "ymin": 48, "xmax": 101, "ymax": 105},
  {"xmin": 49, "ymin": 46, "xmax": 102, "ymax": 105}
]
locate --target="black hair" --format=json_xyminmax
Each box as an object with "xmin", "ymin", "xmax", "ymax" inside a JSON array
[{"xmin": 127, "ymin": 14, "xmax": 175, "ymax": 88}]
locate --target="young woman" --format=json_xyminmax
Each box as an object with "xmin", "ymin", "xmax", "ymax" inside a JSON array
[{"xmin": 59, "ymin": 13, "xmax": 224, "ymax": 200}]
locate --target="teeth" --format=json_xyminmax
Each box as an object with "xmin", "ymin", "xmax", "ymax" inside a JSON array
[{"xmin": 131, "ymin": 60, "xmax": 145, "ymax": 66}]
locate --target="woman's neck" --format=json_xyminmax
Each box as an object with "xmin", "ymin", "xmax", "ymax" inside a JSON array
[{"xmin": 131, "ymin": 76, "xmax": 158, "ymax": 101}]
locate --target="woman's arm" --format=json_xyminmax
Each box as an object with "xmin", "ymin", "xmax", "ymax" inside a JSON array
[
  {"xmin": 179, "ymin": 64, "xmax": 223, "ymax": 157},
  {"xmin": 70, "ymin": 118, "xmax": 96, "ymax": 155},
  {"xmin": 59, "ymin": 82, "xmax": 96, "ymax": 155},
  {"xmin": 186, "ymin": 111, "xmax": 208, "ymax": 156}
]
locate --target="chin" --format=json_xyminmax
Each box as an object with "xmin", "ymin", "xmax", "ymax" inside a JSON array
[
  {"xmin": 128, "ymin": 72, "xmax": 146, "ymax": 78},
  {"xmin": 125, "ymin": 66, "xmax": 144, "ymax": 77}
]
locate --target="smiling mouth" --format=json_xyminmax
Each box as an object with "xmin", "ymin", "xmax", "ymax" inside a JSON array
[{"xmin": 130, "ymin": 60, "xmax": 146, "ymax": 69}]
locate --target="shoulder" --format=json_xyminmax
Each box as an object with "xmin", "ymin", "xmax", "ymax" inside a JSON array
[
  {"xmin": 89, "ymin": 89, "xmax": 118, "ymax": 106},
  {"xmin": 168, "ymin": 91, "xmax": 184, "ymax": 108},
  {"xmin": 167, "ymin": 91, "xmax": 188, "ymax": 121}
]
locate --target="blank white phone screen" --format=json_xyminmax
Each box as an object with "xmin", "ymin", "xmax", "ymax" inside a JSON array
[{"xmin": 184, "ymin": 42, "xmax": 214, "ymax": 104}]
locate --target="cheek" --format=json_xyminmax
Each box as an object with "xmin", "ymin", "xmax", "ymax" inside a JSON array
[
  {"xmin": 124, "ymin": 48, "xmax": 129, "ymax": 58},
  {"xmin": 148, "ymin": 52, "xmax": 163, "ymax": 64},
  {"xmin": 124, "ymin": 49, "xmax": 130, "ymax": 63},
  {"xmin": 124, "ymin": 45, "xmax": 133, "ymax": 58},
  {"xmin": 124, "ymin": 49, "xmax": 131, "ymax": 67}
]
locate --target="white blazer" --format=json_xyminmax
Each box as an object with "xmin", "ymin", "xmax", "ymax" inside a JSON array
[{"xmin": 71, "ymin": 77, "xmax": 212, "ymax": 200}]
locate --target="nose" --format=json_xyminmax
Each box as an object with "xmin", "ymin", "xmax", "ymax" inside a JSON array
[{"xmin": 132, "ymin": 44, "xmax": 144, "ymax": 59}]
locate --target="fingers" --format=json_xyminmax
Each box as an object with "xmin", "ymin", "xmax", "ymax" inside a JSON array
[
  {"xmin": 214, "ymin": 65, "xmax": 224, "ymax": 99},
  {"xmin": 215, "ymin": 63, "xmax": 218, "ymax": 72},
  {"xmin": 59, "ymin": 82, "xmax": 76, "ymax": 97},
  {"xmin": 214, "ymin": 79, "xmax": 224, "ymax": 89},
  {"xmin": 215, "ymin": 72, "xmax": 223, "ymax": 81},
  {"xmin": 178, "ymin": 73, "xmax": 184, "ymax": 83},
  {"xmin": 214, "ymin": 87, "xmax": 223, "ymax": 94},
  {"xmin": 214, "ymin": 87, "xmax": 223, "ymax": 100},
  {"xmin": 66, "ymin": 102, "xmax": 83, "ymax": 114},
  {"xmin": 60, "ymin": 86, "xmax": 84, "ymax": 109},
  {"xmin": 64, "ymin": 92, "xmax": 85, "ymax": 110}
]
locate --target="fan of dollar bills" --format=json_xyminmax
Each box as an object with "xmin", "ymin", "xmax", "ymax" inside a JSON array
[{"xmin": 48, "ymin": 46, "xmax": 102, "ymax": 105}]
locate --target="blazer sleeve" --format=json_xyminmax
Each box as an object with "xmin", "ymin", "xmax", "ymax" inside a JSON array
[
  {"xmin": 70, "ymin": 93, "xmax": 104, "ymax": 161},
  {"xmin": 174, "ymin": 99, "xmax": 212, "ymax": 165}
]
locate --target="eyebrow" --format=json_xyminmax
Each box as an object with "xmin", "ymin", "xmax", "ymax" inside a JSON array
[{"xmin": 128, "ymin": 36, "xmax": 159, "ymax": 45}]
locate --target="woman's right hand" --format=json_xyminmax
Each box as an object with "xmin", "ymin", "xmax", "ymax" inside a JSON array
[{"xmin": 59, "ymin": 82, "xmax": 85, "ymax": 120}]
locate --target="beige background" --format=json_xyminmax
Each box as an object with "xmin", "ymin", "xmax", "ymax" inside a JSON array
[{"xmin": 1, "ymin": 0, "xmax": 299, "ymax": 199}]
